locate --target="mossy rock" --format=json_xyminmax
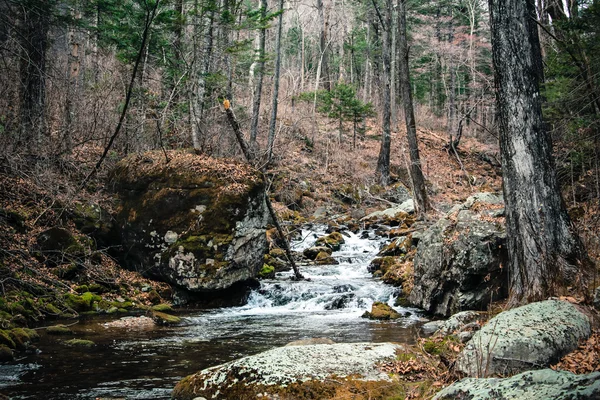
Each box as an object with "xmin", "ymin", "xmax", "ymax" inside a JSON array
[
  {"xmin": 378, "ymin": 236, "xmax": 413, "ymax": 256},
  {"xmin": 0, "ymin": 329, "xmax": 16, "ymax": 349},
  {"xmin": 269, "ymin": 248, "xmax": 286, "ymax": 258},
  {"xmin": 9, "ymin": 328, "xmax": 39, "ymax": 349},
  {"xmin": 361, "ymin": 302, "xmax": 401, "ymax": 320},
  {"xmin": 65, "ymin": 292, "xmax": 101, "ymax": 312},
  {"xmin": 368, "ymin": 256, "xmax": 398, "ymax": 274},
  {"xmin": 151, "ymin": 303, "xmax": 173, "ymax": 312},
  {"xmin": 46, "ymin": 325, "xmax": 73, "ymax": 335},
  {"xmin": 258, "ymin": 264, "xmax": 275, "ymax": 279},
  {"xmin": 151, "ymin": 311, "xmax": 181, "ymax": 326},
  {"xmin": 0, "ymin": 344, "xmax": 14, "ymax": 361},
  {"xmin": 303, "ymin": 246, "xmax": 332, "ymax": 260},
  {"xmin": 63, "ymin": 339, "xmax": 95, "ymax": 347},
  {"xmin": 314, "ymin": 252, "xmax": 339, "ymax": 265},
  {"xmin": 315, "ymin": 232, "xmax": 345, "ymax": 251}
]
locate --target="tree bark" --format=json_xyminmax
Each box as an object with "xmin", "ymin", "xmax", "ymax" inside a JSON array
[
  {"xmin": 249, "ymin": 0, "xmax": 267, "ymax": 145},
  {"xmin": 489, "ymin": 0, "xmax": 590, "ymax": 305},
  {"xmin": 373, "ymin": 0, "xmax": 392, "ymax": 185},
  {"xmin": 20, "ymin": 0, "xmax": 51, "ymax": 153},
  {"xmin": 316, "ymin": 0, "xmax": 330, "ymax": 91},
  {"xmin": 398, "ymin": 0, "xmax": 428, "ymax": 214},
  {"xmin": 267, "ymin": 0, "xmax": 284, "ymax": 161}
]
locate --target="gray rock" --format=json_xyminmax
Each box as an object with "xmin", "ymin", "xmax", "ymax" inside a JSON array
[
  {"xmin": 303, "ymin": 246, "xmax": 332, "ymax": 260},
  {"xmin": 285, "ymin": 338, "xmax": 335, "ymax": 346},
  {"xmin": 420, "ymin": 311, "xmax": 481, "ymax": 336},
  {"xmin": 456, "ymin": 331, "xmax": 474, "ymax": 343},
  {"xmin": 594, "ymin": 286, "xmax": 600, "ymax": 309},
  {"xmin": 433, "ymin": 369, "xmax": 600, "ymax": 400},
  {"xmin": 112, "ymin": 152, "xmax": 270, "ymax": 292},
  {"xmin": 456, "ymin": 300, "xmax": 591, "ymax": 377},
  {"xmin": 438, "ymin": 311, "xmax": 481, "ymax": 335},
  {"xmin": 361, "ymin": 199, "xmax": 415, "ymax": 222},
  {"xmin": 421, "ymin": 320, "xmax": 444, "ymax": 335},
  {"xmin": 173, "ymin": 342, "xmax": 403, "ymax": 399},
  {"xmin": 408, "ymin": 193, "xmax": 507, "ymax": 316}
]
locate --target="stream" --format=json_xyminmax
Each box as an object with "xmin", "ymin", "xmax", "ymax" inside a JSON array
[{"xmin": 0, "ymin": 226, "xmax": 424, "ymax": 399}]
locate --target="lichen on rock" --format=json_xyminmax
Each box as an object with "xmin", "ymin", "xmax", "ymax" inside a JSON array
[{"xmin": 111, "ymin": 150, "xmax": 270, "ymax": 293}]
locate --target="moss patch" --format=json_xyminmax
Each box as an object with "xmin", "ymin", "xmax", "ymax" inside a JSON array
[
  {"xmin": 151, "ymin": 311, "xmax": 181, "ymax": 325},
  {"xmin": 63, "ymin": 339, "xmax": 95, "ymax": 347},
  {"xmin": 362, "ymin": 302, "xmax": 401, "ymax": 320},
  {"xmin": 258, "ymin": 264, "xmax": 275, "ymax": 278},
  {"xmin": 46, "ymin": 325, "xmax": 73, "ymax": 335}
]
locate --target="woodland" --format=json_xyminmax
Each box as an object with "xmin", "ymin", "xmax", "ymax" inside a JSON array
[{"xmin": 1, "ymin": 0, "xmax": 600, "ymax": 398}]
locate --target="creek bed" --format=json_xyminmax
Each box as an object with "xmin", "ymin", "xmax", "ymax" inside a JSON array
[{"xmin": 0, "ymin": 227, "xmax": 424, "ymax": 399}]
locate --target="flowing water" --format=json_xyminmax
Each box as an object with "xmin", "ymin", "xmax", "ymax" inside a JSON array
[{"xmin": 0, "ymin": 226, "xmax": 424, "ymax": 399}]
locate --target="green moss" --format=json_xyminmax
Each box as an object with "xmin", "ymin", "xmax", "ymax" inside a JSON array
[
  {"xmin": 9, "ymin": 328, "xmax": 39, "ymax": 349},
  {"xmin": 258, "ymin": 264, "xmax": 275, "ymax": 278},
  {"xmin": 0, "ymin": 330, "xmax": 16, "ymax": 349},
  {"xmin": 151, "ymin": 303, "xmax": 173, "ymax": 312},
  {"xmin": 63, "ymin": 339, "xmax": 95, "ymax": 347},
  {"xmin": 46, "ymin": 325, "xmax": 73, "ymax": 335},
  {"xmin": 315, "ymin": 232, "xmax": 345, "ymax": 251},
  {"xmin": 152, "ymin": 311, "xmax": 181, "ymax": 325},
  {"xmin": 65, "ymin": 292, "xmax": 98, "ymax": 312},
  {"xmin": 75, "ymin": 285, "xmax": 89, "ymax": 294},
  {"xmin": 361, "ymin": 302, "xmax": 401, "ymax": 320}
]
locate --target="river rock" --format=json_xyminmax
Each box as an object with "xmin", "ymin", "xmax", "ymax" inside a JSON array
[
  {"xmin": 315, "ymin": 232, "xmax": 345, "ymax": 251},
  {"xmin": 456, "ymin": 300, "xmax": 591, "ymax": 377},
  {"xmin": 433, "ymin": 369, "xmax": 600, "ymax": 400},
  {"xmin": 303, "ymin": 246, "xmax": 332, "ymax": 260},
  {"xmin": 408, "ymin": 193, "xmax": 508, "ymax": 316},
  {"xmin": 111, "ymin": 151, "xmax": 270, "ymax": 292},
  {"xmin": 285, "ymin": 338, "xmax": 336, "ymax": 346},
  {"xmin": 361, "ymin": 302, "xmax": 401, "ymax": 320},
  {"xmin": 172, "ymin": 342, "xmax": 402, "ymax": 400},
  {"xmin": 421, "ymin": 311, "xmax": 481, "ymax": 336}
]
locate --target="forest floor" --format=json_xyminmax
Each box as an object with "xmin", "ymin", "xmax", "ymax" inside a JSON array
[{"xmin": 1, "ymin": 109, "xmax": 599, "ymax": 393}]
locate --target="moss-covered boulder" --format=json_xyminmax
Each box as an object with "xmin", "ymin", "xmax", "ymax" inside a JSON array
[
  {"xmin": 63, "ymin": 339, "xmax": 95, "ymax": 347},
  {"xmin": 46, "ymin": 324, "xmax": 73, "ymax": 335},
  {"xmin": 0, "ymin": 344, "xmax": 13, "ymax": 361},
  {"xmin": 111, "ymin": 151, "xmax": 270, "ymax": 292},
  {"xmin": 361, "ymin": 302, "xmax": 401, "ymax": 320},
  {"xmin": 303, "ymin": 246, "xmax": 332, "ymax": 260},
  {"xmin": 151, "ymin": 310, "xmax": 182, "ymax": 326},
  {"xmin": 314, "ymin": 251, "xmax": 339, "ymax": 265},
  {"xmin": 315, "ymin": 232, "xmax": 345, "ymax": 251}
]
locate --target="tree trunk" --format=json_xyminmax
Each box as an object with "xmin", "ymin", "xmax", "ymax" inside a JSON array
[
  {"xmin": 490, "ymin": 0, "xmax": 590, "ymax": 305},
  {"xmin": 249, "ymin": 0, "xmax": 267, "ymax": 145},
  {"xmin": 317, "ymin": 0, "xmax": 330, "ymax": 91},
  {"xmin": 398, "ymin": 0, "xmax": 428, "ymax": 214},
  {"xmin": 374, "ymin": 0, "xmax": 392, "ymax": 185},
  {"xmin": 20, "ymin": 0, "xmax": 51, "ymax": 153},
  {"xmin": 267, "ymin": 0, "xmax": 284, "ymax": 161}
]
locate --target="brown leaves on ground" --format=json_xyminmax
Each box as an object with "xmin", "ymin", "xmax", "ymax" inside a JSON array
[{"xmin": 552, "ymin": 330, "xmax": 600, "ymax": 374}]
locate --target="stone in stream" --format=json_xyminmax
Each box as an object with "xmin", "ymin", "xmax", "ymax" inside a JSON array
[
  {"xmin": 408, "ymin": 193, "xmax": 508, "ymax": 317},
  {"xmin": 172, "ymin": 342, "xmax": 403, "ymax": 400},
  {"xmin": 361, "ymin": 301, "xmax": 401, "ymax": 320},
  {"xmin": 456, "ymin": 299, "xmax": 591, "ymax": 377},
  {"xmin": 111, "ymin": 150, "xmax": 270, "ymax": 293},
  {"xmin": 314, "ymin": 232, "xmax": 345, "ymax": 251},
  {"xmin": 433, "ymin": 369, "xmax": 600, "ymax": 400},
  {"xmin": 302, "ymin": 246, "xmax": 332, "ymax": 260}
]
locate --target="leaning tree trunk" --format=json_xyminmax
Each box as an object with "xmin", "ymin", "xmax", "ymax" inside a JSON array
[
  {"xmin": 267, "ymin": 0, "xmax": 284, "ymax": 162},
  {"xmin": 490, "ymin": 0, "xmax": 590, "ymax": 305},
  {"xmin": 398, "ymin": 0, "xmax": 428, "ymax": 214}
]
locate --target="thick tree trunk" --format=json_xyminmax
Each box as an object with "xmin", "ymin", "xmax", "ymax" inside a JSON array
[
  {"xmin": 316, "ymin": 0, "xmax": 330, "ymax": 91},
  {"xmin": 375, "ymin": 0, "xmax": 392, "ymax": 185},
  {"xmin": 490, "ymin": 0, "xmax": 590, "ymax": 305},
  {"xmin": 398, "ymin": 0, "xmax": 428, "ymax": 214}
]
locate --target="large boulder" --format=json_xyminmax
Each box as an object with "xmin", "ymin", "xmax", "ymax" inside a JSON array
[
  {"xmin": 172, "ymin": 342, "xmax": 402, "ymax": 400},
  {"xmin": 456, "ymin": 300, "xmax": 591, "ymax": 377},
  {"xmin": 408, "ymin": 193, "xmax": 507, "ymax": 316},
  {"xmin": 111, "ymin": 151, "xmax": 270, "ymax": 292},
  {"xmin": 433, "ymin": 369, "xmax": 600, "ymax": 400}
]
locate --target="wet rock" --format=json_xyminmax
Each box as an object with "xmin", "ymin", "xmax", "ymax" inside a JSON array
[
  {"xmin": 111, "ymin": 151, "xmax": 270, "ymax": 293},
  {"xmin": 361, "ymin": 302, "xmax": 401, "ymax": 320},
  {"xmin": 421, "ymin": 320, "xmax": 444, "ymax": 335},
  {"xmin": 151, "ymin": 311, "xmax": 182, "ymax": 326},
  {"xmin": 378, "ymin": 236, "xmax": 412, "ymax": 256},
  {"xmin": 315, "ymin": 232, "xmax": 345, "ymax": 251},
  {"xmin": 456, "ymin": 300, "xmax": 591, "ymax": 377},
  {"xmin": 172, "ymin": 342, "xmax": 403, "ymax": 400},
  {"xmin": 303, "ymin": 246, "xmax": 332, "ymax": 260},
  {"xmin": 314, "ymin": 251, "xmax": 339, "ymax": 265},
  {"xmin": 408, "ymin": 193, "xmax": 507, "ymax": 317},
  {"xmin": 46, "ymin": 325, "xmax": 73, "ymax": 335},
  {"xmin": 63, "ymin": 339, "xmax": 95, "ymax": 347},
  {"xmin": 594, "ymin": 286, "xmax": 600, "ymax": 310},
  {"xmin": 433, "ymin": 369, "xmax": 600, "ymax": 400}
]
